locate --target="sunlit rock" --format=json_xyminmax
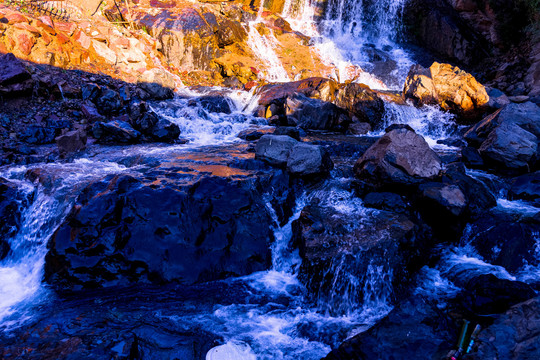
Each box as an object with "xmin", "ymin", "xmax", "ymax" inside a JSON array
[{"xmin": 403, "ymin": 62, "xmax": 489, "ymax": 120}]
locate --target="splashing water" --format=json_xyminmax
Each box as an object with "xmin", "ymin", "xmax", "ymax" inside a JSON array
[
  {"xmin": 283, "ymin": 0, "xmax": 413, "ymax": 88},
  {"xmin": 152, "ymin": 88, "xmax": 268, "ymax": 146},
  {"xmin": 0, "ymin": 160, "xmax": 131, "ymax": 327}
]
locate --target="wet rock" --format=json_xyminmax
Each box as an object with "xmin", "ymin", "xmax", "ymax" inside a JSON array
[
  {"xmin": 347, "ymin": 122, "xmax": 372, "ymax": 135},
  {"xmin": 81, "ymin": 83, "xmax": 101, "ymax": 102},
  {"xmin": 150, "ymin": 118, "xmax": 181, "ymax": 143},
  {"xmin": 0, "ymin": 52, "xmax": 30, "ymax": 85},
  {"xmin": 215, "ymin": 17, "xmax": 247, "ymax": 48},
  {"xmin": 96, "ymin": 88, "xmax": 123, "ymax": 115},
  {"xmin": 403, "ymin": 62, "xmax": 489, "ymax": 120},
  {"xmin": 465, "ymin": 102, "xmax": 540, "ymax": 146},
  {"xmin": 354, "ymin": 128, "xmax": 442, "ymax": 188},
  {"xmin": 138, "ymin": 69, "xmax": 175, "ymax": 100},
  {"xmin": 45, "ymin": 174, "xmax": 274, "ymax": 289},
  {"xmin": 418, "ymin": 183, "xmax": 467, "ymax": 217},
  {"xmin": 486, "ymin": 88, "xmax": 510, "ymax": 109},
  {"xmin": 286, "ymin": 94, "xmax": 349, "ymax": 131},
  {"xmin": 509, "ymin": 171, "xmax": 540, "ymax": 205},
  {"xmin": 334, "ymin": 83, "xmax": 385, "ymax": 129},
  {"xmin": 92, "ymin": 120, "xmax": 141, "ymax": 144},
  {"xmin": 292, "ymin": 205, "xmax": 429, "ymax": 314},
  {"xmin": 56, "ymin": 129, "xmax": 87, "ymax": 157},
  {"xmin": 363, "ymin": 192, "xmax": 408, "ymax": 213},
  {"xmin": 131, "ymin": 112, "xmax": 158, "ymax": 134},
  {"xmin": 257, "ymin": 77, "xmax": 337, "ymax": 107},
  {"xmin": 0, "ymin": 177, "xmax": 25, "ymax": 259},
  {"xmin": 457, "ymin": 274, "xmax": 537, "ymax": 317},
  {"xmin": 464, "ymin": 211, "xmax": 540, "ymax": 274},
  {"xmin": 467, "ymin": 297, "xmax": 540, "ymax": 360},
  {"xmin": 441, "ymin": 163, "xmax": 496, "ymax": 216},
  {"xmin": 416, "ymin": 182, "xmax": 468, "ymax": 242},
  {"xmin": 286, "ymin": 143, "xmax": 333, "ymax": 177},
  {"xmin": 81, "ymin": 101, "xmax": 105, "ymax": 122},
  {"xmin": 190, "ymin": 95, "xmax": 232, "ymax": 114},
  {"xmin": 273, "ymin": 126, "xmax": 301, "ymax": 140},
  {"xmin": 461, "ymin": 146, "xmax": 484, "ymax": 168},
  {"xmin": 255, "ymin": 135, "xmax": 298, "ymax": 167},
  {"xmin": 478, "ymin": 122, "xmax": 537, "ymax": 172},
  {"xmin": 20, "ymin": 125, "xmax": 56, "ymax": 144},
  {"xmin": 236, "ymin": 128, "xmax": 267, "ymax": 141},
  {"xmin": 128, "ymin": 99, "xmax": 148, "ymax": 121},
  {"xmin": 323, "ymin": 296, "xmax": 458, "ymax": 360}
]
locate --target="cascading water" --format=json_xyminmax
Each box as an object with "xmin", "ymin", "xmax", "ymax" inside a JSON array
[
  {"xmin": 0, "ymin": 160, "xmax": 131, "ymax": 327},
  {"xmin": 246, "ymin": 0, "xmax": 290, "ymax": 82},
  {"xmin": 283, "ymin": 0, "xmax": 413, "ymax": 87}
]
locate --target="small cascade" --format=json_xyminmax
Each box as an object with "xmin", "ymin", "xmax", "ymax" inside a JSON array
[
  {"xmin": 245, "ymin": 0, "xmax": 290, "ymax": 83},
  {"xmin": 380, "ymin": 102, "xmax": 460, "ymax": 147},
  {"xmin": 282, "ymin": 0, "xmax": 413, "ymax": 88},
  {"xmin": 0, "ymin": 160, "xmax": 130, "ymax": 327},
  {"xmin": 152, "ymin": 88, "xmax": 267, "ymax": 146}
]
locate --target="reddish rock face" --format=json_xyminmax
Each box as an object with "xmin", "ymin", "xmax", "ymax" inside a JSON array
[
  {"xmin": 15, "ymin": 32, "xmax": 36, "ymax": 56},
  {"xmin": 73, "ymin": 29, "xmax": 91, "ymax": 50},
  {"xmin": 6, "ymin": 12, "xmax": 28, "ymax": 24}
]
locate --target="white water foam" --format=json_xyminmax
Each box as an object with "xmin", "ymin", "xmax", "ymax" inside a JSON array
[
  {"xmin": 153, "ymin": 88, "xmax": 267, "ymax": 146},
  {"xmin": 0, "ymin": 160, "xmax": 130, "ymax": 327}
]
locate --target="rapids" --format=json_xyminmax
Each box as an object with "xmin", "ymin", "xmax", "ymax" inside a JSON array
[{"xmin": 1, "ymin": 1, "xmax": 539, "ymax": 359}]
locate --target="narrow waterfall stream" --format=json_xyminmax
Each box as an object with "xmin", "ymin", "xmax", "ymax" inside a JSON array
[{"xmin": 1, "ymin": 1, "xmax": 539, "ymax": 359}]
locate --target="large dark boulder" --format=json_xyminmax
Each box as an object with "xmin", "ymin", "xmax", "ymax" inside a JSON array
[
  {"xmin": 256, "ymin": 77, "xmax": 337, "ymax": 107},
  {"xmin": 286, "ymin": 143, "xmax": 333, "ymax": 177},
  {"xmin": 416, "ymin": 182, "xmax": 468, "ymax": 242},
  {"xmin": 354, "ymin": 128, "xmax": 441, "ymax": 188},
  {"xmin": 467, "ymin": 297, "xmax": 540, "ymax": 360},
  {"xmin": 441, "ymin": 163, "xmax": 497, "ymax": 217},
  {"xmin": 323, "ymin": 296, "xmax": 459, "ymax": 360},
  {"xmin": 56, "ymin": 129, "xmax": 87, "ymax": 157},
  {"xmin": 255, "ymin": 135, "xmax": 298, "ymax": 167},
  {"xmin": 0, "ymin": 53, "xmax": 31, "ymax": 85},
  {"xmin": 334, "ymin": 83, "xmax": 385, "ymax": 129},
  {"xmin": 292, "ymin": 204, "xmax": 429, "ymax": 313},
  {"xmin": 92, "ymin": 120, "xmax": 141, "ymax": 144},
  {"xmin": 509, "ymin": 171, "xmax": 540, "ymax": 205},
  {"xmin": 457, "ymin": 274, "xmax": 537, "ymax": 317},
  {"xmin": 285, "ymin": 94, "xmax": 350, "ymax": 131},
  {"xmin": 465, "ymin": 102, "xmax": 540, "ymax": 146},
  {"xmin": 478, "ymin": 122, "xmax": 537, "ymax": 172},
  {"xmin": 150, "ymin": 118, "xmax": 181, "ymax": 143},
  {"xmin": 461, "ymin": 210, "xmax": 540, "ymax": 274},
  {"xmin": 96, "ymin": 88, "xmax": 123, "ymax": 115},
  {"xmin": 45, "ymin": 174, "xmax": 275, "ymax": 290}
]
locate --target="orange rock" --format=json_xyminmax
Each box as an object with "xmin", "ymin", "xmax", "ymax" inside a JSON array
[
  {"xmin": 16, "ymin": 32, "xmax": 36, "ymax": 56},
  {"xmin": 0, "ymin": 41, "xmax": 8, "ymax": 54},
  {"xmin": 73, "ymin": 29, "xmax": 91, "ymax": 50},
  {"xmin": 55, "ymin": 22, "xmax": 77, "ymax": 36},
  {"xmin": 13, "ymin": 23, "xmax": 41, "ymax": 36},
  {"xmin": 38, "ymin": 15, "xmax": 54, "ymax": 29},
  {"xmin": 56, "ymin": 32, "xmax": 70, "ymax": 45},
  {"xmin": 41, "ymin": 31, "xmax": 52, "ymax": 46},
  {"xmin": 6, "ymin": 13, "xmax": 28, "ymax": 25},
  {"xmin": 35, "ymin": 19, "xmax": 56, "ymax": 35}
]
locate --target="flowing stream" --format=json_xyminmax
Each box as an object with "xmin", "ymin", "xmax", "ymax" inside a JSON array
[{"xmin": 1, "ymin": 1, "xmax": 539, "ymax": 359}]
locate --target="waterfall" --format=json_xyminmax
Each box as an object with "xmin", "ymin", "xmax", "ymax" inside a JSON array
[
  {"xmin": 282, "ymin": 0, "xmax": 413, "ymax": 88},
  {"xmin": 0, "ymin": 160, "xmax": 130, "ymax": 327}
]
